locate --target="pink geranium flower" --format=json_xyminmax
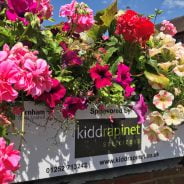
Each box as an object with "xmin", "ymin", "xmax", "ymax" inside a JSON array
[
  {"xmin": 89, "ymin": 64, "xmax": 112, "ymax": 89},
  {"xmin": 0, "ymin": 138, "xmax": 20, "ymax": 184},
  {"xmin": 0, "ymin": 61, "xmax": 18, "ymax": 102},
  {"xmin": 6, "ymin": 0, "xmax": 38, "ymax": 24},
  {"xmin": 36, "ymin": 0, "xmax": 53, "ymax": 20},
  {"xmin": 6, "ymin": 0, "xmax": 53, "ymax": 24},
  {"xmin": 59, "ymin": 0, "xmax": 94, "ymax": 33},
  {"xmin": 61, "ymin": 97, "xmax": 87, "ymax": 118},
  {"xmin": 23, "ymin": 58, "xmax": 52, "ymax": 97},
  {"xmin": 0, "ymin": 43, "xmax": 52, "ymax": 98},
  {"xmin": 35, "ymin": 79, "xmax": 66, "ymax": 108},
  {"xmin": 0, "ymin": 169, "xmax": 15, "ymax": 184},
  {"xmin": 59, "ymin": 0, "xmax": 76, "ymax": 17},
  {"xmin": 160, "ymin": 20, "xmax": 177, "ymax": 36},
  {"xmin": 133, "ymin": 94, "xmax": 148, "ymax": 124}
]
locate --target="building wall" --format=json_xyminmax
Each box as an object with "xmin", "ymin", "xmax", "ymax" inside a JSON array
[
  {"xmin": 18, "ymin": 158, "xmax": 183, "ymax": 184},
  {"xmin": 175, "ymin": 31, "xmax": 184, "ymax": 43}
]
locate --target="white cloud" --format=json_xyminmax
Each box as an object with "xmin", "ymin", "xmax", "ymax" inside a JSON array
[
  {"xmin": 163, "ymin": 0, "xmax": 184, "ymax": 8},
  {"xmin": 102, "ymin": 0, "xmax": 108, "ymax": 4}
]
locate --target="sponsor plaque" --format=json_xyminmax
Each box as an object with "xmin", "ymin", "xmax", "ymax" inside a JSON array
[{"xmin": 11, "ymin": 102, "xmax": 184, "ymax": 182}]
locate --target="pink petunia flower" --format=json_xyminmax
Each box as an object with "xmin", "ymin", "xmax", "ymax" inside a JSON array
[
  {"xmin": 60, "ymin": 42, "xmax": 82, "ymax": 66},
  {"xmin": 89, "ymin": 64, "xmax": 112, "ymax": 89},
  {"xmin": 61, "ymin": 97, "xmax": 87, "ymax": 118},
  {"xmin": 124, "ymin": 85, "xmax": 135, "ymax": 98},
  {"xmin": 116, "ymin": 63, "xmax": 132, "ymax": 87},
  {"xmin": 116, "ymin": 63, "xmax": 135, "ymax": 98},
  {"xmin": 34, "ymin": 79, "xmax": 66, "ymax": 108},
  {"xmin": 133, "ymin": 94, "xmax": 148, "ymax": 124}
]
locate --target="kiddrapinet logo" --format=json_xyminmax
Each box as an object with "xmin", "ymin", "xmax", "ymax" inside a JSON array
[
  {"xmin": 76, "ymin": 124, "xmax": 141, "ymax": 139},
  {"xmin": 75, "ymin": 113, "xmax": 142, "ymax": 158}
]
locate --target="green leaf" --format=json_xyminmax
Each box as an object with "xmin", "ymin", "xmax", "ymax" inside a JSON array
[
  {"xmin": 104, "ymin": 47, "xmax": 118, "ymax": 63},
  {"xmin": 0, "ymin": 125, "xmax": 7, "ymax": 137},
  {"xmin": 87, "ymin": 24, "xmax": 106, "ymax": 41},
  {"xmin": 106, "ymin": 36, "xmax": 118, "ymax": 46},
  {"xmin": 145, "ymin": 59, "xmax": 159, "ymax": 74},
  {"xmin": 56, "ymin": 76, "xmax": 74, "ymax": 83},
  {"xmin": 98, "ymin": 83, "xmax": 124, "ymax": 105},
  {"xmin": 110, "ymin": 56, "xmax": 123, "ymax": 74},
  {"xmin": 144, "ymin": 71, "xmax": 170, "ymax": 88},
  {"xmin": 100, "ymin": 0, "xmax": 118, "ymax": 27}
]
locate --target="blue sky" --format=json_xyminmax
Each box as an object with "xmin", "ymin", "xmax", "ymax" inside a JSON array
[{"xmin": 47, "ymin": 0, "xmax": 184, "ymax": 25}]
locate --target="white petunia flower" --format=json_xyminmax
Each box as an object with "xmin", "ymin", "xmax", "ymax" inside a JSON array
[
  {"xmin": 173, "ymin": 64, "xmax": 184, "ymax": 77},
  {"xmin": 157, "ymin": 126, "xmax": 174, "ymax": 141},
  {"xmin": 163, "ymin": 108, "xmax": 183, "ymax": 126},
  {"xmin": 144, "ymin": 126, "xmax": 159, "ymax": 143},
  {"xmin": 148, "ymin": 80, "xmax": 163, "ymax": 90},
  {"xmin": 148, "ymin": 111, "xmax": 165, "ymax": 126},
  {"xmin": 177, "ymin": 104, "xmax": 184, "ymax": 114},
  {"xmin": 158, "ymin": 62, "xmax": 173, "ymax": 71},
  {"xmin": 155, "ymin": 32, "xmax": 176, "ymax": 47},
  {"xmin": 80, "ymin": 32, "xmax": 95, "ymax": 46},
  {"xmin": 153, "ymin": 90, "xmax": 174, "ymax": 111}
]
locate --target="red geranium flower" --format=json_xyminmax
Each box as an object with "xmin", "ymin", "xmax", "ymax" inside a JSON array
[
  {"xmin": 89, "ymin": 64, "xmax": 112, "ymax": 89},
  {"xmin": 34, "ymin": 79, "xmax": 66, "ymax": 108},
  {"xmin": 61, "ymin": 97, "xmax": 87, "ymax": 118},
  {"xmin": 115, "ymin": 10, "xmax": 154, "ymax": 46}
]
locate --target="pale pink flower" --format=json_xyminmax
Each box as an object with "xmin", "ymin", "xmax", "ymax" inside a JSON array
[
  {"xmin": 102, "ymin": 35, "xmax": 109, "ymax": 41},
  {"xmin": 0, "ymin": 114, "xmax": 11, "ymax": 126},
  {"xmin": 153, "ymin": 90, "xmax": 174, "ymax": 111},
  {"xmin": 160, "ymin": 20, "xmax": 177, "ymax": 36}
]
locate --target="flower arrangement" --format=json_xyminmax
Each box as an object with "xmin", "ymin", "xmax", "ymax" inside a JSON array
[{"xmin": 0, "ymin": 0, "xmax": 183, "ymax": 182}]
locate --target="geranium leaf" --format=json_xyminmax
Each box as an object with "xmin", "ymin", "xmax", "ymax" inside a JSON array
[
  {"xmin": 100, "ymin": 0, "xmax": 118, "ymax": 27},
  {"xmin": 87, "ymin": 24, "xmax": 106, "ymax": 41}
]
